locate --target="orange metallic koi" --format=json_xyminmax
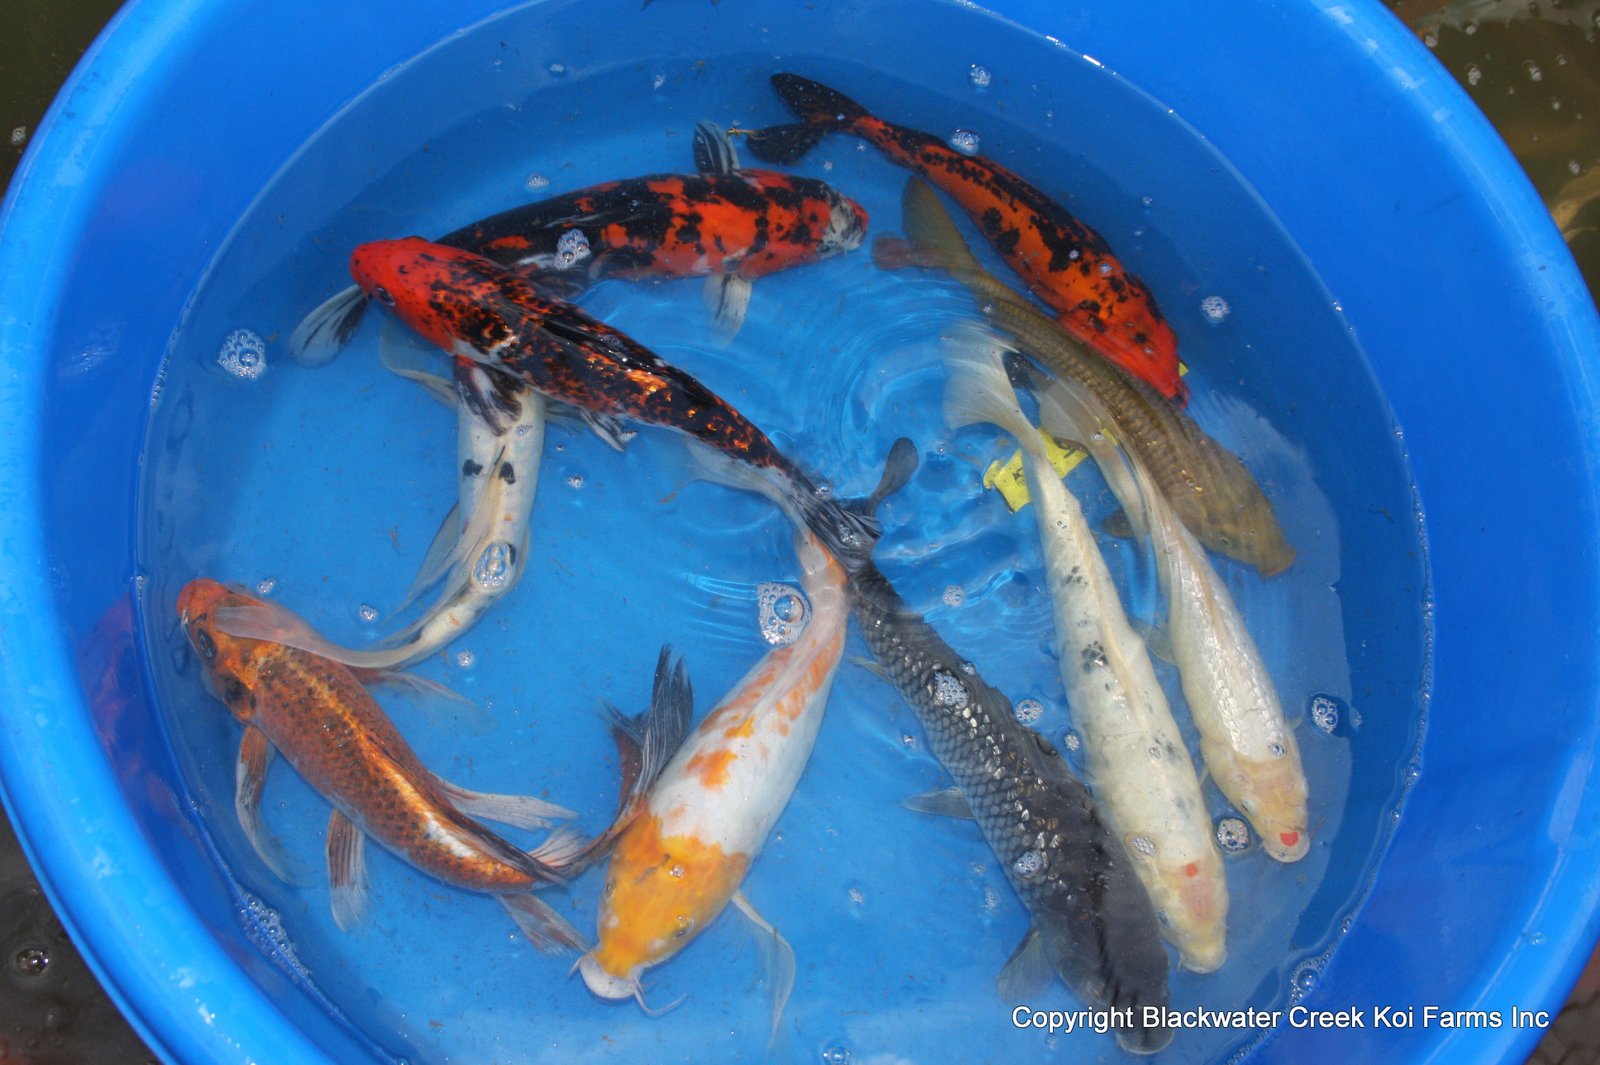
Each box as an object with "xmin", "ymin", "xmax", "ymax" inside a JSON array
[
  {"xmin": 746, "ymin": 73, "xmax": 1186, "ymax": 404},
  {"xmin": 178, "ymin": 579, "xmax": 689, "ymax": 951},
  {"xmin": 348, "ymin": 237, "xmax": 880, "ymax": 570}
]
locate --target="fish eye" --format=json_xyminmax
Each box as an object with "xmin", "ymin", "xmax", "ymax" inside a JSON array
[
  {"xmin": 195, "ymin": 628, "xmax": 217, "ymax": 660},
  {"xmin": 373, "ymin": 285, "xmax": 397, "ymax": 307}
]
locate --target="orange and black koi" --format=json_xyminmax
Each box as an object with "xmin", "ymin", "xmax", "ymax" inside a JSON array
[
  {"xmin": 291, "ymin": 122, "xmax": 867, "ymax": 362},
  {"xmin": 745, "ymin": 73, "xmax": 1186, "ymax": 404},
  {"xmin": 348, "ymin": 237, "xmax": 880, "ymax": 569}
]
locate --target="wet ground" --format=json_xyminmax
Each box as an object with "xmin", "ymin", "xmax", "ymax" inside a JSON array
[{"xmin": 2, "ymin": 2, "xmax": 1597, "ymax": 1062}]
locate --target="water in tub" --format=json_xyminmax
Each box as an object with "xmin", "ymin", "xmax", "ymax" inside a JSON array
[{"xmin": 135, "ymin": 0, "xmax": 1429, "ymax": 1060}]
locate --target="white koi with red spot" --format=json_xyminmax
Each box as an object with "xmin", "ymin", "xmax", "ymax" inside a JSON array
[
  {"xmin": 942, "ymin": 325, "xmax": 1228, "ymax": 973},
  {"xmin": 577, "ymin": 526, "xmax": 846, "ymax": 1025}
]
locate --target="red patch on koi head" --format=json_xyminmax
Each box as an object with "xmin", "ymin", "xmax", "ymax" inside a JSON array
[
  {"xmin": 349, "ymin": 237, "xmax": 466, "ymax": 351},
  {"xmin": 1279, "ymin": 831, "xmax": 1300, "ymax": 848}
]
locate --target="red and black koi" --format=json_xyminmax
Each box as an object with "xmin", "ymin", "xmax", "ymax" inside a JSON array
[
  {"xmin": 348, "ymin": 237, "xmax": 880, "ymax": 569},
  {"xmin": 291, "ymin": 122, "xmax": 868, "ymax": 362},
  {"xmin": 745, "ymin": 73, "xmax": 1186, "ymax": 404}
]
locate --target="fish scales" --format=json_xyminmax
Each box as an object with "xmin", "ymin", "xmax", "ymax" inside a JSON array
[{"xmin": 848, "ymin": 560, "xmax": 1171, "ymax": 1051}]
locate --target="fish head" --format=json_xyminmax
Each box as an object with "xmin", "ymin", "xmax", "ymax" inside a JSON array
[
  {"xmin": 1227, "ymin": 743, "xmax": 1311, "ymax": 862},
  {"xmin": 176, "ymin": 578, "xmax": 262, "ymax": 720},
  {"xmin": 350, "ymin": 238, "xmax": 519, "ymax": 359},
  {"xmin": 814, "ymin": 185, "xmax": 869, "ymax": 258},
  {"xmin": 1199, "ymin": 486, "xmax": 1296, "ymax": 577},
  {"xmin": 1153, "ymin": 854, "xmax": 1228, "ymax": 975}
]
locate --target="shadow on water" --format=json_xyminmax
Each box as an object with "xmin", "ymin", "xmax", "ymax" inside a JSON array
[{"xmin": 0, "ymin": 1, "xmax": 1595, "ymax": 1063}]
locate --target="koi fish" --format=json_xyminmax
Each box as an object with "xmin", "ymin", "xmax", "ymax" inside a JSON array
[
  {"xmin": 847, "ymin": 445, "xmax": 1173, "ymax": 1056},
  {"xmin": 941, "ymin": 325, "xmax": 1228, "ymax": 973},
  {"xmin": 178, "ymin": 578, "xmax": 691, "ymax": 948},
  {"xmin": 877, "ymin": 177, "xmax": 1295, "ymax": 576},
  {"xmin": 291, "ymin": 122, "xmax": 868, "ymax": 362},
  {"xmin": 348, "ymin": 237, "xmax": 880, "ymax": 571},
  {"xmin": 577, "ymin": 441, "xmax": 918, "ymax": 1031},
  {"xmin": 1030, "ymin": 370, "xmax": 1310, "ymax": 862},
  {"xmin": 745, "ymin": 73, "xmax": 1183, "ymax": 403}
]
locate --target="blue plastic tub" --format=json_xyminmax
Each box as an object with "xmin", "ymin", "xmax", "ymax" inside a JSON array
[{"xmin": 1, "ymin": 0, "xmax": 1597, "ymax": 1062}]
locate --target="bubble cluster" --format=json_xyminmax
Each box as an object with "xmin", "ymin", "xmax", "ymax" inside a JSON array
[
  {"xmin": 255, "ymin": 577, "xmax": 277, "ymax": 596},
  {"xmin": 1013, "ymin": 849, "xmax": 1045, "ymax": 877},
  {"xmin": 556, "ymin": 229, "xmax": 591, "ymax": 268},
  {"xmin": 13, "ymin": 946, "xmax": 49, "ymax": 976},
  {"xmin": 822, "ymin": 1045, "xmax": 852, "ymax": 1065},
  {"xmin": 357, "ymin": 603, "xmax": 380, "ymax": 623},
  {"xmin": 1125, "ymin": 834, "xmax": 1156, "ymax": 858},
  {"xmin": 547, "ymin": 61, "xmax": 568, "ymax": 76},
  {"xmin": 949, "ymin": 129, "xmax": 981, "ymax": 155},
  {"xmin": 1215, "ymin": 816, "xmax": 1251, "ymax": 852},
  {"xmin": 1014, "ymin": 698, "xmax": 1043, "ymax": 724},
  {"xmin": 757, "ymin": 581, "xmax": 810, "ymax": 646},
  {"xmin": 968, "ymin": 64, "xmax": 992, "ymax": 89},
  {"xmin": 525, "ymin": 173, "xmax": 550, "ymax": 191},
  {"xmin": 933, "ymin": 670, "xmax": 969, "ymax": 709},
  {"xmin": 1061, "ymin": 730, "xmax": 1081, "ymax": 752},
  {"xmin": 1200, "ymin": 295, "xmax": 1231, "ymax": 325},
  {"xmin": 942, "ymin": 584, "xmax": 965, "ymax": 607},
  {"xmin": 217, "ymin": 329, "xmax": 267, "ymax": 380},
  {"xmin": 847, "ymin": 886, "xmax": 865, "ymax": 906},
  {"xmin": 456, "ymin": 650, "xmax": 476, "ymax": 669},
  {"xmin": 472, "ymin": 540, "xmax": 515, "ymax": 590},
  {"xmin": 1310, "ymin": 693, "xmax": 1342, "ymax": 733},
  {"xmin": 1466, "ymin": 64, "xmax": 1482, "ymax": 87},
  {"xmin": 566, "ymin": 474, "xmax": 584, "ymax": 489}
]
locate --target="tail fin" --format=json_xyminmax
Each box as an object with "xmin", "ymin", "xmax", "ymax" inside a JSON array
[
  {"xmin": 565, "ymin": 647, "xmax": 694, "ymax": 873},
  {"xmin": 789, "ymin": 433, "xmax": 920, "ymax": 571},
  {"xmin": 744, "ymin": 73, "xmax": 870, "ymax": 164},
  {"xmin": 288, "ymin": 285, "xmax": 369, "ymax": 366}
]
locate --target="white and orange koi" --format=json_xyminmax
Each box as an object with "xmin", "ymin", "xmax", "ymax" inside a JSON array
[{"xmin": 577, "ymin": 526, "xmax": 847, "ymax": 1034}]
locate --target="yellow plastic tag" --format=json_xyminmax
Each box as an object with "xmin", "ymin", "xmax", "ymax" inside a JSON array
[{"xmin": 983, "ymin": 428, "xmax": 1089, "ymax": 513}]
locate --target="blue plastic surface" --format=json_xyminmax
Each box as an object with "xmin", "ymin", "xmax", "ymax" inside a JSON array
[{"xmin": 0, "ymin": 1, "xmax": 1595, "ymax": 1063}]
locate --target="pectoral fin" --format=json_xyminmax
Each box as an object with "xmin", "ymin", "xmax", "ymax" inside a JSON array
[
  {"xmin": 326, "ymin": 810, "xmax": 369, "ymax": 932},
  {"xmin": 996, "ymin": 924, "xmax": 1053, "ymax": 1000},
  {"xmin": 579, "ymin": 408, "xmax": 633, "ymax": 452},
  {"xmin": 732, "ymin": 891, "xmax": 795, "ymax": 1049},
  {"xmin": 235, "ymin": 726, "xmax": 298, "ymax": 882},
  {"xmin": 498, "ymin": 893, "xmax": 589, "ymax": 953},
  {"xmin": 702, "ymin": 273, "xmax": 752, "ymax": 339},
  {"xmin": 434, "ymin": 777, "xmax": 576, "ymax": 830},
  {"xmin": 902, "ymin": 786, "xmax": 976, "ymax": 820}
]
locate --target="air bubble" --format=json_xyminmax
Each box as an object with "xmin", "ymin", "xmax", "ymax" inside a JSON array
[
  {"xmin": 1013, "ymin": 849, "xmax": 1045, "ymax": 877},
  {"xmin": 942, "ymin": 584, "xmax": 965, "ymax": 607},
  {"xmin": 1015, "ymin": 698, "xmax": 1043, "ymax": 724},
  {"xmin": 548, "ymin": 62, "xmax": 568, "ymax": 76},
  {"xmin": 1268, "ymin": 742, "xmax": 1286, "ymax": 758},
  {"xmin": 1310, "ymin": 693, "xmax": 1343, "ymax": 733},
  {"xmin": 1290, "ymin": 961, "xmax": 1321, "ymax": 997},
  {"xmin": 1200, "ymin": 295, "xmax": 1231, "ymax": 324},
  {"xmin": 669, "ymin": 865, "xmax": 684, "ymax": 878},
  {"xmin": 357, "ymin": 603, "xmax": 379, "ymax": 623},
  {"xmin": 757, "ymin": 581, "xmax": 810, "ymax": 646},
  {"xmin": 933, "ymin": 671, "xmax": 969, "ymax": 709},
  {"xmin": 255, "ymin": 577, "xmax": 277, "ymax": 596},
  {"xmin": 901, "ymin": 733, "xmax": 917, "ymax": 750},
  {"xmin": 1571, "ymin": 160, "xmax": 1584, "ymax": 176},
  {"xmin": 556, "ymin": 229, "xmax": 591, "ymax": 268},
  {"xmin": 822, "ymin": 1045, "xmax": 853, "ymax": 1065},
  {"xmin": 1422, "ymin": 31, "xmax": 1438, "ymax": 48},
  {"xmin": 982, "ymin": 886, "xmax": 998, "ymax": 911},
  {"xmin": 949, "ymin": 129, "xmax": 981, "ymax": 155},
  {"xmin": 472, "ymin": 540, "xmax": 515, "ymax": 590},
  {"xmin": 456, "ymin": 650, "xmax": 475, "ymax": 669},
  {"xmin": 9, "ymin": 126, "xmax": 26, "ymax": 146},
  {"xmin": 13, "ymin": 946, "xmax": 49, "ymax": 976},
  {"xmin": 1466, "ymin": 64, "xmax": 1482, "ymax": 86},
  {"xmin": 217, "ymin": 329, "xmax": 267, "ymax": 380},
  {"xmin": 566, "ymin": 474, "xmax": 584, "ymax": 489},
  {"xmin": 525, "ymin": 174, "xmax": 550, "ymax": 191},
  {"xmin": 1098, "ymin": 261, "xmax": 1113, "ymax": 276},
  {"xmin": 968, "ymin": 64, "xmax": 992, "ymax": 89},
  {"xmin": 960, "ymin": 661, "xmax": 976, "ymax": 675},
  {"xmin": 1215, "ymin": 817, "xmax": 1251, "ymax": 852},
  {"xmin": 1525, "ymin": 61, "xmax": 1543, "ymax": 82},
  {"xmin": 652, "ymin": 72, "xmax": 667, "ymax": 90},
  {"xmin": 848, "ymin": 886, "xmax": 865, "ymax": 905},
  {"xmin": 673, "ymin": 914, "xmax": 694, "ymax": 937}
]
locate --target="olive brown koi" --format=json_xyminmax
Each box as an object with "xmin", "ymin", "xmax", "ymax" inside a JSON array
[
  {"xmin": 876, "ymin": 177, "xmax": 1295, "ymax": 576},
  {"xmin": 348, "ymin": 236, "xmax": 880, "ymax": 570},
  {"xmin": 290, "ymin": 122, "xmax": 868, "ymax": 362},
  {"xmin": 846, "ymin": 442, "xmax": 1173, "ymax": 1056},
  {"xmin": 1030, "ymin": 371, "xmax": 1310, "ymax": 862},
  {"xmin": 178, "ymin": 578, "xmax": 691, "ymax": 949},
  {"xmin": 941, "ymin": 326, "xmax": 1228, "ymax": 973},
  {"xmin": 745, "ymin": 73, "xmax": 1184, "ymax": 403}
]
